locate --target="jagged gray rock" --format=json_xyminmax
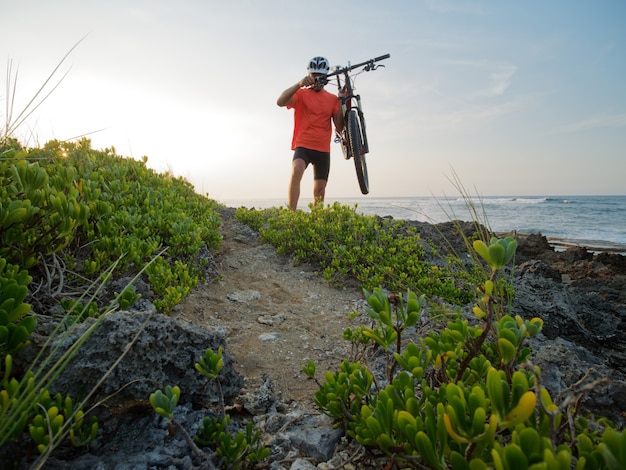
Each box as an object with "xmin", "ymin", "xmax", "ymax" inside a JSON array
[{"xmin": 43, "ymin": 310, "xmax": 243, "ymax": 406}]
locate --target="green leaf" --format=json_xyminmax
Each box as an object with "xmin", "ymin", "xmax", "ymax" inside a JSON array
[
  {"xmin": 473, "ymin": 239, "xmax": 491, "ymax": 264},
  {"xmin": 469, "ymin": 459, "xmax": 489, "ymax": 470},
  {"xmin": 195, "ymin": 347, "xmax": 223, "ymax": 379},
  {"xmin": 503, "ymin": 444, "xmax": 528, "ymax": 470},
  {"xmin": 487, "ymin": 368, "xmax": 507, "ymax": 420},
  {"xmin": 449, "ymin": 451, "xmax": 470, "ymax": 470},
  {"xmin": 497, "ymin": 338, "xmax": 517, "ymax": 363},
  {"xmin": 488, "ymin": 243, "xmax": 506, "ymax": 269},
  {"xmin": 518, "ymin": 428, "xmax": 542, "ymax": 461},
  {"xmin": 503, "ymin": 237, "xmax": 518, "ymax": 264},
  {"xmin": 149, "ymin": 385, "xmax": 180, "ymax": 419},
  {"xmin": 415, "ymin": 431, "xmax": 442, "ymax": 469},
  {"xmin": 599, "ymin": 428, "xmax": 626, "ymax": 470}
]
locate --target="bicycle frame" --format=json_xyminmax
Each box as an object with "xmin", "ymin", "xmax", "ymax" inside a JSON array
[
  {"xmin": 338, "ymin": 73, "xmax": 369, "ymax": 154},
  {"xmin": 327, "ymin": 54, "xmax": 389, "ymax": 194},
  {"xmin": 329, "ymin": 54, "xmax": 389, "ymax": 155}
]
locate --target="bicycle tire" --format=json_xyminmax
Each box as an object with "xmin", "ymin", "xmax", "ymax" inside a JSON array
[{"xmin": 347, "ymin": 109, "xmax": 369, "ymax": 194}]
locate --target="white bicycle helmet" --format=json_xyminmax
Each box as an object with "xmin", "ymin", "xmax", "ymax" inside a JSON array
[{"xmin": 307, "ymin": 56, "xmax": 330, "ymax": 75}]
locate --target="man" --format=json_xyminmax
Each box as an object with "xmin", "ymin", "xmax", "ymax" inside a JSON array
[{"xmin": 277, "ymin": 56, "xmax": 344, "ymax": 210}]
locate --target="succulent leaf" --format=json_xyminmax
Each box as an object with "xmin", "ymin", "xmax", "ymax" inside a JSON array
[
  {"xmin": 502, "ymin": 391, "xmax": 536, "ymax": 428},
  {"xmin": 473, "ymin": 240, "xmax": 491, "ymax": 264},
  {"xmin": 443, "ymin": 412, "xmax": 469, "ymax": 444},
  {"xmin": 488, "ymin": 243, "xmax": 506, "ymax": 269},
  {"xmin": 497, "ymin": 338, "xmax": 517, "ymax": 364}
]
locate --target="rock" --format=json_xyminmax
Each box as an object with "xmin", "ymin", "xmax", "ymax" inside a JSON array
[
  {"xmin": 290, "ymin": 458, "xmax": 318, "ymax": 469},
  {"xmin": 44, "ymin": 402, "xmax": 211, "ymax": 469},
  {"xmin": 531, "ymin": 335, "xmax": 626, "ymax": 428},
  {"xmin": 596, "ymin": 252, "xmax": 626, "ymax": 274},
  {"xmin": 281, "ymin": 412, "xmax": 344, "ymax": 463},
  {"xmin": 30, "ymin": 310, "xmax": 243, "ymax": 407},
  {"xmin": 515, "ymin": 232, "xmax": 554, "ymax": 263},
  {"xmin": 227, "ymin": 289, "xmax": 262, "ymax": 302},
  {"xmin": 513, "ymin": 235, "xmax": 626, "ymax": 427},
  {"xmin": 517, "ymin": 259, "xmax": 562, "ymax": 282},
  {"xmin": 258, "ymin": 314, "xmax": 287, "ymax": 325},
  {"xmin": 259, "ymin": 332, "xmax": 280, "ymax": 342},
  {"xmin": 240, "ymin": 374, "xmax": 276, "ymax": 414}
]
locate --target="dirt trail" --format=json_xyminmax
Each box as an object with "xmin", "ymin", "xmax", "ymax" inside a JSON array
[{"xmin": 172, "ymin": 212, "xmax": 364, "ymax": 406}]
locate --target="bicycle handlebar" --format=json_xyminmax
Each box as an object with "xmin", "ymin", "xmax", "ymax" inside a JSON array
[{"xmin": 326, "ymin": 53, "xmax": 390, "ymax": 77}]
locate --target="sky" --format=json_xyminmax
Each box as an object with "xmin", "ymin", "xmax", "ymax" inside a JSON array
[{"xmin": 1, "ymin": 0, "xmax": 625, "ymax": 204}]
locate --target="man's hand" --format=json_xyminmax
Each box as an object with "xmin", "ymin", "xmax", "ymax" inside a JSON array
[
  {"xmin": 300, "ymin": 75, "xmax": 315, "ymax": 87},
  {"xmin": 278, "ymin": 76, "xmax": 313, "ymax": 107}
]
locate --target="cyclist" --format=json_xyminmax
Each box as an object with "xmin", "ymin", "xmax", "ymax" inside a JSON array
[{"xmin": 277, "ymin": 56, "xmax": 344, "ymax": 210}]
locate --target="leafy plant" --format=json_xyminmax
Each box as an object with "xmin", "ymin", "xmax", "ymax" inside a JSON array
[
  {"xmin": 0, "ymin": 258, "xmax": 35, "ymax": 357},
  {"xmin": 236, "ymin": 203, "xmax": 474, "ymax": 304},
  {"xmin": 195, "ymin": 346, "xmax": 225, "ymax": 418},
  {"xmin": 195, "ymin": 415, "xmax": 270, "ymax": 469},
  {"xmin": 1, "ymin": 49, "xmax": 226, "ymax": 466},
  {"xmin": 1, "ymin": 134, "xmax": 224, "ymax": 466},
  {"xmin": 304, "ymin": 235, "xmax": 623, "ymax": 469},
  {"xmin": 28, "ymin": 390, "xmax": 98, "ymax": 453},
  {"xmin": 1, "ymin": 251, "xmax": 163, "ymax": 468},
  {"xmin": 114, "ymin": 285, "xmax": 141, "ymax": 311},
  {"xmin": 361, "ymin": 287, "xmax": 425, "ymax": 382},
  {"xmin": 150, "ymin": 385, "xmax": 181, "ymax": 421},
  {"xmin": 150, "ymin": 347, "xmax": 270, "ymax": 469},
  {"xmin": 307, "ymin": 359, "xmax": 373, "ymax": 426},
  {"xmin": 1, "ymin": 272, "xmax": 104, "ymax": 465},
  {"xmin": 597, "ymin": 428, "xmax": 626, "ymax": 470},
  {"xmin": 1, "ymin": 138, "xmax": 222, "ymax": 315}
]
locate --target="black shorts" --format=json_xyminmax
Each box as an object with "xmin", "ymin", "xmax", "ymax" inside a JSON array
[{"xmin": 293, "ymin": 147, "xmax": 330, "ymax": 181}]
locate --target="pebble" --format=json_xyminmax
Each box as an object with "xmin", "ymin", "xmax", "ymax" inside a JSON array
[{"xmin": 259, "ymin": 332, "xmax": 280, "ymax": 342}]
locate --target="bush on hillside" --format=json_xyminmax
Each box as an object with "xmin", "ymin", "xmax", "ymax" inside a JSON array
[{"xmin": 1, "ymin": 138, "xmax": 222, "ymax": 316}]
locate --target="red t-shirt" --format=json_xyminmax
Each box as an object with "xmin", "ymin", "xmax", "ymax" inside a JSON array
[{"xmin": 287, "ymin": 88, "xmax": 339, "ymax": 152}]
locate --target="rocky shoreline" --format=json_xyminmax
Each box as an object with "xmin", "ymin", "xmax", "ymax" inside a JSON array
[
  {"xmin": 9, "ymin": 211, "xmax": 625, "ymax": 469},
  {"xmin": 547, "ymin": 236, "xmax": 626, "ymax": 255}
]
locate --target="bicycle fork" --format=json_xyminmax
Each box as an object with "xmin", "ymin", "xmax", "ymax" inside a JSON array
[
  {"xmin": 353, "ymin": 94, "xmax": 369, "ymax": 155},
  {"xmin": 336, "ymin": 95, "xmax": 369, "ymax": 156}
]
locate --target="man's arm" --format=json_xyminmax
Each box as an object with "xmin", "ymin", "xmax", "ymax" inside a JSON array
[{"xmin": 277, "ymin": 75, "xmax": 314, "ymax": 107}]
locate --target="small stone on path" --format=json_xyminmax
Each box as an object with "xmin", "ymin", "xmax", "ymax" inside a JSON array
[
  {"xmin": 258, "ymin": 314, "xmax": 286, "ymax": 325},
  {"xmin": 226, "ymin": 289, "xmax": 261, "ymax": 302},
  {"xmin": 259, "ymin": 332, "xmax": 280, "ymax": 342}
]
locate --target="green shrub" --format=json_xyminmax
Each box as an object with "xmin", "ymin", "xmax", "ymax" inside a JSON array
[
  {"xmin": 0, "ymin": 258, "xmax": 35, "ymax": 358},
  {"xmin": 236, "ymin": 203, "xmax": 474, "ymax": 304},
  {"xmin": 151, "ymin": 347, "xmax": 270, "ymax": 469},
  {"xmin": 1, "ymin": 137, "xmax": 224, "ymax": 466},
  {"xmin": 28, "ymin": 390, "xmax": 98, "ymax": 453},
  {"xmin": 1, "ymin": 138, "xmax": 222, "ymax": 314},
  {"xmin": 305, "ymin": 235, "xmax": 624, "ymax": 469}
]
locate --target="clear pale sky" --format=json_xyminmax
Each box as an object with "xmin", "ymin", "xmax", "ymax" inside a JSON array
[{"xmin": 2, "ymin": 1, "xmax": 625, "ymax": 202}]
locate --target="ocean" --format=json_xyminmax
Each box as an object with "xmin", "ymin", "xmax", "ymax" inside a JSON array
[{"xmin": 221, "ymin": 195, "xmax": 626, "ymax": 254}]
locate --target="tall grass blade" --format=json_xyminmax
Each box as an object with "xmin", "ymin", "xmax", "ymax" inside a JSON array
[{"xmin": 2, "ymin": 35, "xmax": 87, "ymax": 140}]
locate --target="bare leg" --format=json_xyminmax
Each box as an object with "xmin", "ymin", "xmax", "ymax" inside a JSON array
[
  {"xmin": 313, "ymin": 178, "xmax": 327, "ymax": 206},
  {"xmin": 288, "ymin": 158, "xmax": 306, "ymax": 210}
]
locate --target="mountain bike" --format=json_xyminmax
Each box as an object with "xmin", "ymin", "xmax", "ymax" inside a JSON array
[{"xmin": 325, "ymin": 53, "xmax": 390, "ymax": 194}]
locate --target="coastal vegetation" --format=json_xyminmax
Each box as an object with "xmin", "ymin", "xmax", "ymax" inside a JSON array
[
  {"xmin": 239, "ymin": 204, "xmax": 625, "ymax": 469},
  {"xmin": 0, "ymin": 138, "xmax": 224, "ymax": 466},
  {"xmin": 1, "ymin": 138, "xmax": 624, "ymax": 468}
]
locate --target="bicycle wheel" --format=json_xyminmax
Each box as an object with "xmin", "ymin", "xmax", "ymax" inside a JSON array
[{"xmin": 347, "ymin": 109, "xmax": 369, "ymax": 194}]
